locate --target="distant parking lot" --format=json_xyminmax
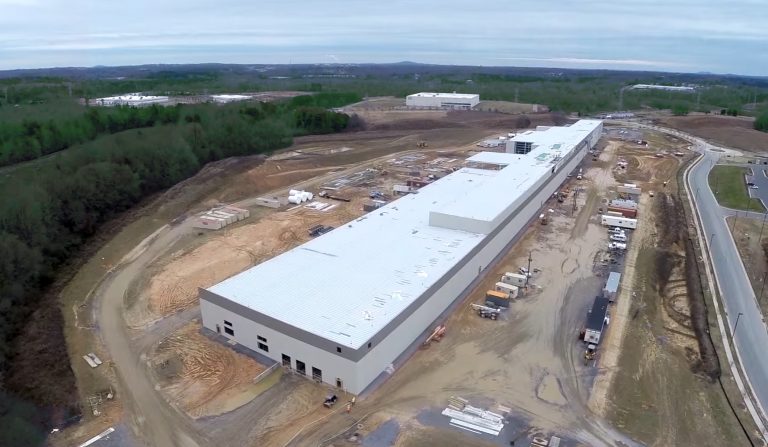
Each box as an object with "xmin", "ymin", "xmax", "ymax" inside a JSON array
[{"xmin": 744, "ymin": 165, "xmax": 768, "ymax": 210}]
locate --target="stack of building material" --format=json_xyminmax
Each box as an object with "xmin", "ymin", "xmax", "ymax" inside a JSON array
[
  {"xmin": 253, "ymin": 196, "xmax": 282, "ymax": 208},
  {"xmin": 193, "ymin": 205, "xmax": 250, "ymax": 230},
  {"xmin": 442, "ymin": 396, "xmax": 506, "ymax": 436}
]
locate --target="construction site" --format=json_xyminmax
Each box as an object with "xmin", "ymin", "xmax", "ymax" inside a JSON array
[{"xmin": 57, "ymin": 104, "xmax": 750, "ymax": 447}]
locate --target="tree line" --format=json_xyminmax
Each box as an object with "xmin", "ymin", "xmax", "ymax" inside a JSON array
[
  {"xmin": 0, "ymin": 105, "xmax": 181, "ymax": 166},
  {"xmin": 0, "ymin": 96, "xmax": 352, "ymax": 444}
]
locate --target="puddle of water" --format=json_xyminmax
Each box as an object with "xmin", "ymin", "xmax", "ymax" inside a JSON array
[{"xmin": 362, "ymin": 418, "xmax": 400, "ymax": 447}]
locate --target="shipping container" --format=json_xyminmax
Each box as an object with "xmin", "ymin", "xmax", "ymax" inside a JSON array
[
  {"xmin": 607, "ymin": 206, "xmax": 637, "ymax": 218},
  {"xmin": 485, "ymin": 290, "xmax": 510, "ymax": 308}
]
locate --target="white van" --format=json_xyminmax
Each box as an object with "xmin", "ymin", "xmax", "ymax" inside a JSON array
[{"xmin": 610, "ymin": 233, "xmax": 627, "ymax": 242}]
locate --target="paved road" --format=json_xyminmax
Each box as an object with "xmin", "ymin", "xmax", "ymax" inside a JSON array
[
  {"xmin": 689, "ymin": 149, "xmax": 768, "ymax": 421},
  {"xmin": 611, "ymin": 120, "xmax": 768, "ymax": 435}
]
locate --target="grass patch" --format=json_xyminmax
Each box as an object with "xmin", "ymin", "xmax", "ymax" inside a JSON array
[{"xmin": 709, "ymin": 165, "xmax": 765, "ymax": 212}]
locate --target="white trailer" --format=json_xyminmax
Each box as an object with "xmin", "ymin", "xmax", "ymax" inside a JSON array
[
  {"xmin": 501, "ymin": 272, "xmax": 527, "ymax": 287},
  {"xmin": 601, "ymin": 215, "xmax": 637, "ymax": 229},
  {"xmin": 494, "ymin": 282, "xmax": 519, "ymax": 299}
]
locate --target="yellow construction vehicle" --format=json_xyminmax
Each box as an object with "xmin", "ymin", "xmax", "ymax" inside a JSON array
[{"xmin": 584, "ymin": 344, "xmax": 596, "ymax": 365}]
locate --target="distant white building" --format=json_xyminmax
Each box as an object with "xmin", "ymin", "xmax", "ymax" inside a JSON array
[
  {"xmin": 406, "ymin": 92, "xmax": 480, "ymax": 109},
  {"xmin": 93, "ymin": 94, "xmax": 169, "ymax": 107},
  {"xmin": 631, "ymin": 84, "xmax": 695, "ymax": 92},
  {"xmin": 210, "ymin": 94, "xmax": 252, "ymax": 104}
]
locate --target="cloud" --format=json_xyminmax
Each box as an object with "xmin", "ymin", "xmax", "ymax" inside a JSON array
[
  {"xmin": 492, "ymin": 57, "xmax": 689, "ymax": 69},
  {"xmin": 0, "ymin": 0, "xmax": 765, "ymax": 75}
]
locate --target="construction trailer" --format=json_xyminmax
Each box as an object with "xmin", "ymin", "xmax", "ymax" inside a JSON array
[
  {"xmin": 601, "ymin": 214, "xmax": 637, "ymax": 229},
  {"xmin": 584, "ymin": 296, "xmax": 610, "ymax": 344},
  {"xmin": 494, "ymin": 282, "xmax": 519, "ymax": 299},
  {"xmin": 603, "ymin": 272, "xmax": 621, "ymax": 302},
  {"xmin": 199, "ymin": 120, "xmax": 603, "ymax": 394},
  {"xmin": 501, "ymin": 272, "xmax": 527, "ymax": 287}
]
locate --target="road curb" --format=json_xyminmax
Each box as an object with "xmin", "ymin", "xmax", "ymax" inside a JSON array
[{"xmin": 683, "ymin": 137, "xmax": 768, "ymax": 442}]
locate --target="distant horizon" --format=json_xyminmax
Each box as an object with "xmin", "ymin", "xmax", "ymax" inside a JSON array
[
  {"xmin": 2, "ymin": 1, "xmax": 766, "ymax": 77},
  {"xmin": 0, "ymin": 60, "xmax": 765, "ymax": 80}
]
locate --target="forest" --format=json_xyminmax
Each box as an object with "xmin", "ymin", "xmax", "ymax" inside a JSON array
[{"xmin": 0, "ymin": 92, "xmax": 354, "ymax": 443}]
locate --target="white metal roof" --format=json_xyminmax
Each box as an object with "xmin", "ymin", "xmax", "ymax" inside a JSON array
[
  {"xmin": 407, "ymin": 92, "xmax": 479, "ymax": 99},
  {"xmin": 207, "ymin": 120, "xmax": 602, "ymax": 349}
]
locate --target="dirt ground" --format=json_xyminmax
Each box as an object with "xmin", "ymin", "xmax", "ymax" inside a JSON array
[
  {"xmin": 151, "ymin": 321, "xmax": 271, "ymax": 418},
  {"xmin": 475, "ymin": 100, "xmax": 548, "ymax": 114},
  {"xmin": 601, "ymin": 141, "xmax": 747, "ymax": 445},
  {"xmin": 729, "ymin": 215, "xmax": 768, "ymax": 316},
  {"xmin": 657, "ymin": 115, "xmax": 768, "ymax": 154},
  {"xmin": 60, "ymin": 108, "xmax": 747, "ymax": 447}
]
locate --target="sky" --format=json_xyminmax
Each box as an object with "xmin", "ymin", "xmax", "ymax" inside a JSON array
[{"xmin": 0, "ymin": 0, "xmax": 766, "ymax": 75}]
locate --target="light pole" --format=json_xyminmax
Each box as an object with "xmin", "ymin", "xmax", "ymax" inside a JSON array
[
  {"xmin": 759, "ymin": 210, "xmax": 768, "ymax": 243},
  {"xmin": 760, "ymin": 272, "xmax": 768, "ymax": 307},
  {"xmin": 710, "ymin": 232, "xmax": 716, "ymax": 245},
  {"xmin": 733, "ymin": 312, "xmax": 744, "ymax": 336}
]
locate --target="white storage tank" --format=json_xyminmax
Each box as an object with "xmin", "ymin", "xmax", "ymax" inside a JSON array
[{"xmin": 288, "ymin": 195, "xmax": 302, "ymax": 204}]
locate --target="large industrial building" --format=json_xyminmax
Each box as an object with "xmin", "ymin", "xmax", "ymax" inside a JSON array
[
  {"xmin": 92, "ymin": 94, "xmax": 169, "ymax": 106},
  {"xmin": 200, "ymin": 120, "xmax": 603, "ymax": 394},
  {"xmin": 405, "ymin": 92, "xmax": 480, "ymax": 109}
]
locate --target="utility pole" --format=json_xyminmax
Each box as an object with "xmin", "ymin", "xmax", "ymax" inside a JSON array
[{"xmin": 526, "ymin": 251, "xmax": 532, "ymax": 287}]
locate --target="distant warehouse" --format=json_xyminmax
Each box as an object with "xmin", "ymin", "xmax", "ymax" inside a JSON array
[
  {"xmin": 405, "ymin": 92, "xmax": 480, "ymax": 109},
  {"xmin": 200, "ymin": 120, "xmax": 603, "ymax": 394}
]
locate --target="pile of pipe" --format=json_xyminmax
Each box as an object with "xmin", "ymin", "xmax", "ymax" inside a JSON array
[{"xmin": 288, "ymin": 189, "xmax": 314, "ymax": 205}]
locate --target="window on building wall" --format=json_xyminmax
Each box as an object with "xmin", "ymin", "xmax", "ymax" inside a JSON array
[
  {"xmin": 296, "ymin": 360, "xmax": 306, "ymax": 375},
  {"xmin": 312, "ymin": 367, "xmax": 322, "ymax": 382},
  {"xmin": 336, "ymin": 347, "xmax": 342, "ymax": 353},
  {"xmin": 258, "ymin": 342, "xmax": 269, "ymax": 352},
  {"xmin": 224, "ymin": 327, "xmax": 234, "ymax": 336},
  {"xmin": 224, "ymin": 320, "xmax": 232, "ymax": 327},
  {"xmin": 368, "ymin": 342, "xmax": 372, "ymax": 349},
  {"xmin": 257, "ymin": 335, "xmax": 267, "ymax": 343}
]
